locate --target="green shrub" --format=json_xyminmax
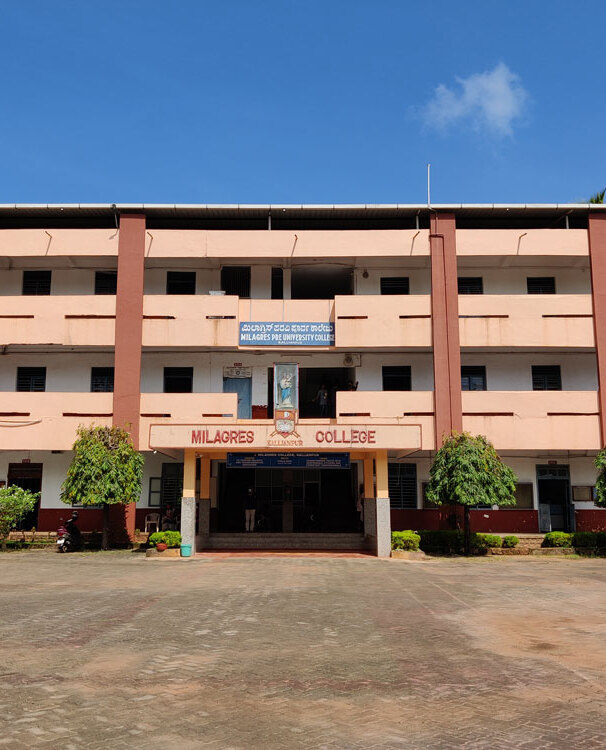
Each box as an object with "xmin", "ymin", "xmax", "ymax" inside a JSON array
[
  {"xmin": 542, "ymin": 531, "xmax": 572, "ymax": 548},
  {"xmin": 148, "ymin": 531, "xmax": 182, "ymax": 548},
  {"xmin": 391, "ymin": 531, "xmax": 421, "ymax": 551},
  {"xmin": 597, "ymin": 531, "xmax": 606, "ymax": 548},
  {"xmin": 418, "ymin": 530, "xmax": 464, "ymax": 554},
  {"xmin": 502, "ymin": 535, "xmax": 519, "ymax": 548},
  {"xmin": 572, "ymin": 532, "xmax": 597, "ymax": 548},
  {"xmin": 472, "ymin": 533, "xmax": 502, "ymax": 552}
]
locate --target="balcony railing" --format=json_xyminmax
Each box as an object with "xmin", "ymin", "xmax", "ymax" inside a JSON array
[
  {"xmin": 0, "ymin": 393, "xmax": 113, "ymax": 450},
  {"xmin": 462, "ymin": 391, "xmax": 600, "ymax": 450},
  {"xmin": 0, "ymin": 296, "xmax": 116, "ymax": 347},
  {"xmin": 336, "ymin": 391, "xmax": 435, "ymax": 450},
  {"xmin": 456, "ymin": 228, "xmax": 589, "ymax": 258},
  {"xmin": 459, "ymin": 294, "xmax": 594, "ymax": 348},
  {"xmin": 334, "ymin": 295, "xmax": 432, "ymax": 349}
]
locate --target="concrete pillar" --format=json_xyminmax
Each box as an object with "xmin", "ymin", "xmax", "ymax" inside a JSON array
[
  {"xmin": 180, "ymin": 449, "xmax": 196, "ymax": 550},
  {"xmin": 374, "ymin": 450, "xmax": 391, "ymax": 558},
  {"xmin": 589, "ymin": 213, "xmax": 606, "ymax": 446}
]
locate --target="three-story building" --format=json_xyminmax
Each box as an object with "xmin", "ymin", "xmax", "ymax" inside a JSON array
[{"xmin": 1, "ymin": 204, "xmax": 605, "ymax": 555}]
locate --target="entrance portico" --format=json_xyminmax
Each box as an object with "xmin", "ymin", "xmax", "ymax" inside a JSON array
[{"xmin": 149, "ymin": 421, "xmax": 422, "ymax": 557}]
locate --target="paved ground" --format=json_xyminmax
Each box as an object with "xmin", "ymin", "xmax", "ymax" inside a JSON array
[{"xmin": 1, "ymin": 552, "xmax": 606, "ymax": 749}]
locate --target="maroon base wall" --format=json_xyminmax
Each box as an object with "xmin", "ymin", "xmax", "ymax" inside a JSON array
[
  {"xmin": 575, "ymin": 510, "xmax": 606, "ymax": 531},
  {"xmin": 37, "ymin": 507, "xmax": 155, "ymax": 537},
  {"xmin": 391, "ymin": 508, "xmax": 540, "ymax": 533}
]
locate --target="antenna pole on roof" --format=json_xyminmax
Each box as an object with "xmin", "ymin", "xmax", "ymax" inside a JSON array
[{"xmin": 427, "ymin": 163, "xmax": 431, "ymax": 207}]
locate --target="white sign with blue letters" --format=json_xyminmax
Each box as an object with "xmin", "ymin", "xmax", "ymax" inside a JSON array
[{"xmin": 239, "ymin": 322, "xmax": 335, "ymax": 346}]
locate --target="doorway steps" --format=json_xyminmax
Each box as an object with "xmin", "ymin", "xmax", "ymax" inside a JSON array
[{"xmin": 202, "ymin": 532, "xmax": 369, "ymax": 551}]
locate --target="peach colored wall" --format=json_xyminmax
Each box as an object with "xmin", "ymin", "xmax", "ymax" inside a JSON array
[
  {"xmin": 142, "ymin": 295, "xmax": 239, "ymax": 348},
  {"xmin": 336, "ymin": 391, "xmax": 435, "ymax": 450},
  {"xmin": 459, "ymin": 294, "xmax": 594, "ymax": 348},
  {"xmin": 462, "ymin": 391, "xmax": 600, "ymax": 450},
  {"xmin": 0, "ymin": 393, "xmax": 113, "ymax": 450},
  {"xmin": 0, "ymin": 229, "xmax": 119, "ymax": 257},
  {"xmin": 456, "ymin": 229, "xmax": 588, "ymax": 257},
  {"xmin": 0, "ymin": 296, "xmax": 116, "ymax": 346},
  {"xmin": 146, "ymin": 229, "xmax": 430, "ymax": 259},
  {"xmin": 239, "ymin": 299, "xmax": 334, "ymax": 323},
  {"xmin": 335, "ymin": 295, "xmax": 432, "ymax": 348}
]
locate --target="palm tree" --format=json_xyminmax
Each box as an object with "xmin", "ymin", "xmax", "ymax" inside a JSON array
[{"xmin": 589, "ymin": 188, "xmax": 605, "ymax": 204}]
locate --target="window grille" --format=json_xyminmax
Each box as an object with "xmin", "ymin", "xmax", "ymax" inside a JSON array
[
  {"xmin": 382, "ymin": 366, "xmax": 411, "ymax": 391},
  {"xmin": 527, "ymin": 277, "xmax": 556, "ymax": 294},
  {"xmin": 22, "ymin": 270, "xmax": 51, "ymax": 295},
  {"xmin": 166, "ymin": 271, "xmax": 196, "ymax": 295},
  {"xmin": 531, "ymin": 365, "xmax": 562, "ymax": 391},
  {"xmin": 94, "ymin": 271, "xmax": 117, "ymax": 295},
  {"xmin": 458, "ymin": 277, "xmax": 483, "ymax": 294},
  {"xmin": 221, "ymin": 266, "xmax": 251, "ymax": 298},
  {"xmin": 16, "ymin": 367, "xmax": 46, "ymax": 392},
  {"xmin": 90, "ymin": 367, "xmax": 114, "ymax": 392},
  {"xmin": 461, "ymin": 366, "xmax": 486, "ymax": 391},
  {"xmin": 380, "ymin": 277, "xmax": 409, "ymax": 295},
  {"xmin": 388, "ymin": 464, "xmax": 417, "ymax": 509}
]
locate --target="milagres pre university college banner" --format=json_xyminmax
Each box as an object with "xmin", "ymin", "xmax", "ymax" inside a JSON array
[{"xmin": 149, "ymin": 422, "xmax": 422, "ymax": 451}]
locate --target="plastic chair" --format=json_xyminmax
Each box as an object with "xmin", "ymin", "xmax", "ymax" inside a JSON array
[{"xmin": 144, "ymin": 513, "xmax": 160, "ymax": 534}]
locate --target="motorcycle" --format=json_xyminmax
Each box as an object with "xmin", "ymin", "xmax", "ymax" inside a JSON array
[{"xmin": 56, "ymin": 511, "xmax": 82, "ymax": 552}]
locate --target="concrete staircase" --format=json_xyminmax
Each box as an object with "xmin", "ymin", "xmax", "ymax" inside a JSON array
[{"xmin": 202, "ymin": 532, "xmax": 370, "ymax": 551}]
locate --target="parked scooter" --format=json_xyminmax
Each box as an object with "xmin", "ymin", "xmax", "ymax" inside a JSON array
[{"xmin": 56, "ymin": 511, "xmax": 82, "ymax": 552}]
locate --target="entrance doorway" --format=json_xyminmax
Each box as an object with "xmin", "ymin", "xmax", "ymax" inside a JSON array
[
  {"xmin": 217, "ymin": 465, "xmax": 359, "ymax": 533},
  {"xmin": 8, "ymin": 463, "xmax": 42, "ymax": 530},
  {"xmin": 267, "ymin": 367, "xmax": 355, "ymax": 419},
  {"xmin": 537, "ymin": 465, "xmax": 572, "ymax": 532},
  {"xmin": 223, "ymin": 376, "xmax": 252, "ymax": 419}
]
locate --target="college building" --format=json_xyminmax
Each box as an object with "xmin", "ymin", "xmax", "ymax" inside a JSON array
[{"xmin": 1, "ymin": 203, "xmax": 606, "ymax": 555}]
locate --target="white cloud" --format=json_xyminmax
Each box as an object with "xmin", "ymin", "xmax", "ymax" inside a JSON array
[{"xmin": 420, "ymin": 62, "xmax": 528, "ymax": 136}]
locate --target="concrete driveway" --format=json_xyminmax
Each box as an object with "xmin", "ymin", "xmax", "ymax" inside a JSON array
[{"xmin": 1, "ymin": 551, "xmax": 606, "ymax": 749}]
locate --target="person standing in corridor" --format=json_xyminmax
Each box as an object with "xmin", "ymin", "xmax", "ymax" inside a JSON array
[{"xmin": 244, "ymin": 487, "xmax": 257, "ymax": 532}]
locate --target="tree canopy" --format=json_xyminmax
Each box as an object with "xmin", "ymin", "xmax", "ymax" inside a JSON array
[
  {"xmin": 594, "ymin": 448, "xmax": 606, "ymax": 507},
  {"xmin": 61, "ymin": 425, "xmax": 144, "ymax": 507},
  {"xmin": 426, "ymin": 432, "xmax": 517, "ymax": 508},
  {"xmin": 0, "ymin": 486, "xmax": 39, "ymax": 549}
]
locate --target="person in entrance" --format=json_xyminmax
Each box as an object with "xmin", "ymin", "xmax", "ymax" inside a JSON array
[{"xmin": 244, "ymin": 487, "xmax": 257, "ymax": 532}]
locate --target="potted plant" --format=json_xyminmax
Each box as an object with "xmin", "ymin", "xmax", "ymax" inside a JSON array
[{"xmin": 147, "ymin": 531, "xmax": 182, "ymax": 558}]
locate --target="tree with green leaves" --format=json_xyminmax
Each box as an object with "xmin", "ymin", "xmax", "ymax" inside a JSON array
[
  {"xmin": 61, "ymin": 425, "xmax": 144, "ymax": 549},
  {"xmin": 594, "ymin": 448, "xmax": 606, "ymax": 507},
  {"xmin": 425, "ymin": 432, "xmax": 517, "ymax": 555},
  {"xmin": 589, "ymin": 189, "xmax": 605, "ymax": 204},
  {"xmin": 0, "ymin": 485, "xmax": 39, "ymax": 550}
]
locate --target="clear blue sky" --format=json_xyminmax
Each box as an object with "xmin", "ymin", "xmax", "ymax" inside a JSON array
[{"xmin": 1, "ymin": 1, "xmax": 604, "ymax": 204}]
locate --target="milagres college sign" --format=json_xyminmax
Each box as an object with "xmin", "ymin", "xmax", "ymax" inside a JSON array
[
  {"xmin": 149, "ymin": 422, "xmax": 422, "ymax": 451},
  {"xmin": 239, "ymin": 322, "xmax": 335, "ymax": 346}
]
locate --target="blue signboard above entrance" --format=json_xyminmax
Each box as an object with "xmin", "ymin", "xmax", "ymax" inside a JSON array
[
  {"xmin": 239, "ymin": 322, "xmax": 335, "ymax": 346},
  {"xmin": 227, "ymin": 452, "xmax": 350, "ymax": 469}
]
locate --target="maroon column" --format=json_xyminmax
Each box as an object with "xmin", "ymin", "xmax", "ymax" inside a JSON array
[
  {"xmin": 430, "ymin": 212, "xmax": 462, "ymax": 445},
  {"xmin": 112, "ymin": 213, "xmax": 146, "ymax": 541},
  {"xmin": 588, "ymin": 213, "xmax": 606, "ymax": 446}
]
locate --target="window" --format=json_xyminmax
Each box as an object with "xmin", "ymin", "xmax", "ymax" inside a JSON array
[
  {"xmin": 388, "ymin": 464, "xmax": 417, "ymax": 509},
  {"xmin": 94, "ymin": 271, "xmax": 117, "ymax": 295},
  {"xmin": 527, "ymin": 277, "xmax": 556, "ymax": 294},
  {"xmin": 22, "ymin": 271, "xmax": 51, "ymax": 295},
  {"xmin": 380, "ymin": 277, "xmax": 409, "ymax": 295},
  {"xmin": 271, "ymin": 267, "xmax": 283, "ymax": 299},
  {"xmin": 221, "ymin": 266, "xmax": 251, "ymax": 298},
  {"xmin": 532, "ymin": 365, "xmax": 562, "ymax": 391},
  {"xmin": 166, "ymin": 271, "xmax": 196, "ymax": 295},
  {"xmin": 458, "ymin": 277, "xmax": 483, "ymax": 294},
  {"xmin": 90, "ymin": 367, "xmax": 114, "ymax": 392},
  {"xmin": 16, "ymin": 367, "xmax": 46, "ymax": 392},
  {"xmin": 163, "ymin": 367, "xmax": 193, "ymax": 393},
  {"xmin": 148, "ymin": 477, "xmax": 162, "ymax": 507},
  {"xmin": 461, "ymin": 366, "xmax": 486, "ymax": 391},
  {"xmin": 512, "ymin": 483, "xmax": 534, "ymax": 509},
  {"xmin": 161, "ymin": 463, "xmax": 183, "ymax": 505},
  {"xmin": 382, "ymin": 366, "xmax": 411, "ymax": 391}
]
